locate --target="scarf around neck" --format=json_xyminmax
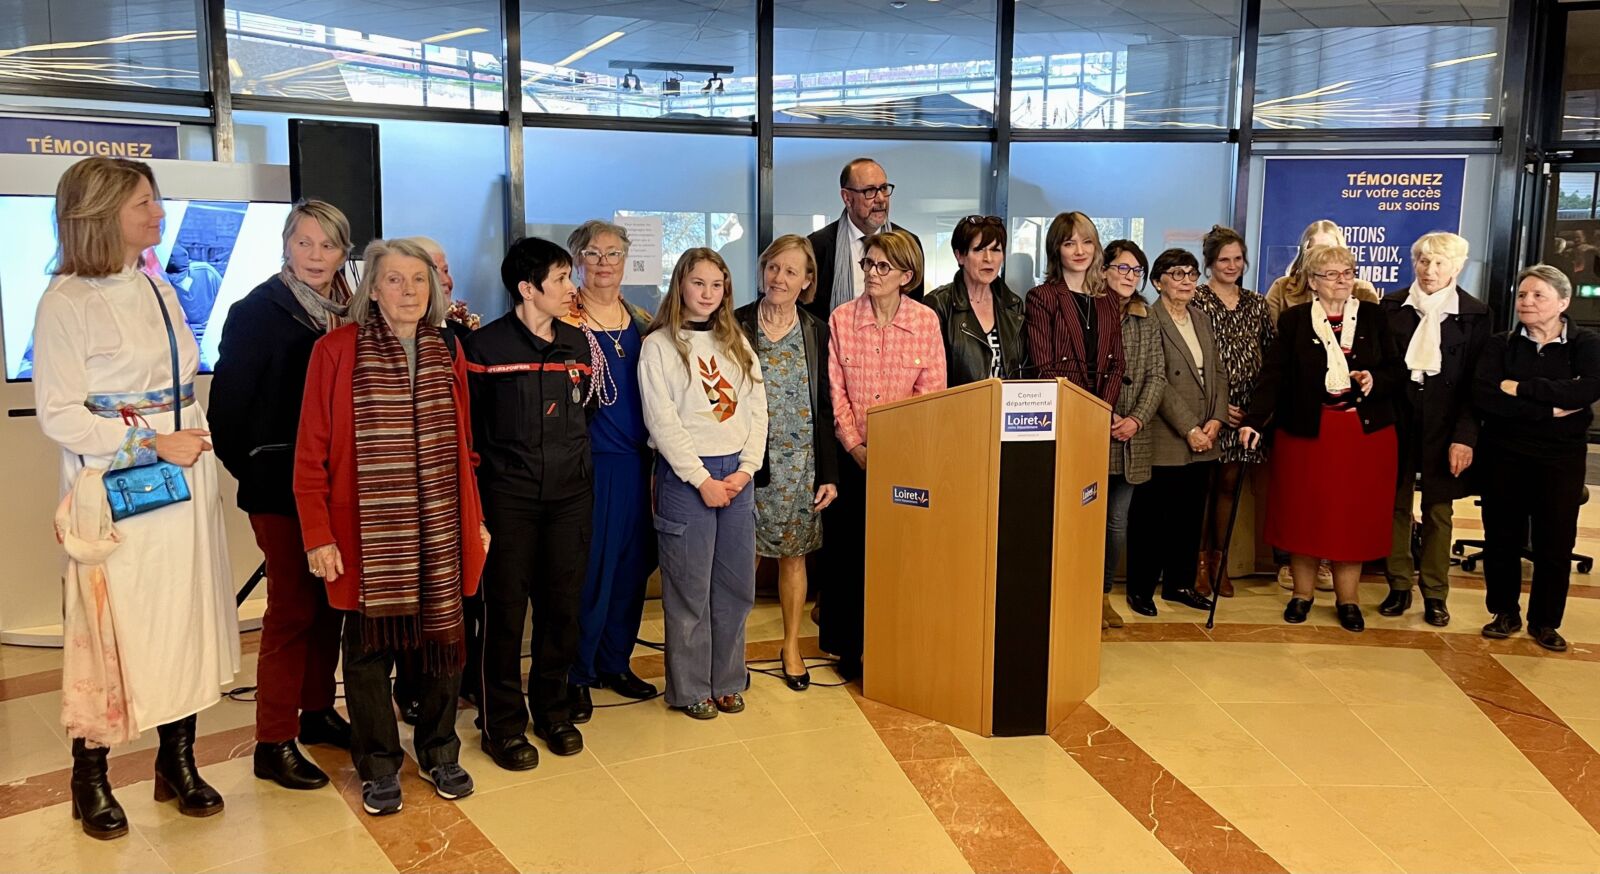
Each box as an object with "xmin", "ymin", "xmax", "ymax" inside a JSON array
[
  {"xmin": 830, "ymin": 211, "xmax": 893, "ymax": 314},
  {"xmin": 1402, "ymin": 282, "xmax": 1458, "ymax": 384},
  {"xmin": 280, "ymin": 267, "xmax": 349, "ymax": 332},
  {"xmin": 1311, "ymin": 297, "xmax": 1360, "ymax": 394},
  {"xmin": 352, "ymin": 317, "xmax": 465, "ymax": 672}
]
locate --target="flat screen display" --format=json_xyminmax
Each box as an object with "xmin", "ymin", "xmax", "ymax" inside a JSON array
[{"xmin": 0, "ymin": 195, "xmax": 292, "ymax": 380}]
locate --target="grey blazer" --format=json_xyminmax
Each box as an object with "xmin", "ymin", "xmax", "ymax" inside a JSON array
[{"xmin": 1150, "ymin": 300, "xmax": 1230, "ymax": 467}]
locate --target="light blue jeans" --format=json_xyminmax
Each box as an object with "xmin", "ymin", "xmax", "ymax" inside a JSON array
[
  {"xmin": 654, "ymin": 453, "xmax": 756, "ymax": 707},
  {"xmin": 1103, "ymin": 475, "xmax": 1137, "ymax": 593}
]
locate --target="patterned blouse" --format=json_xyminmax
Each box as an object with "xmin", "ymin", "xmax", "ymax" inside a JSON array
[{"xmin": 1194, "ymin": 284, "xmax": 1275, "ymax": 463}]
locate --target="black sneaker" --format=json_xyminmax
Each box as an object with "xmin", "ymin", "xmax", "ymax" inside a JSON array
[
  {"xmin": 361, "ymin": 774, "xmax": 403, "ymax": 816},
  {"xmin": 419, "ymin": 763, "xmax": 474, "ymax": 800},
  {"xmin": 1481, "ymin": 612, "xmax": 1522, "ymax": 639}
]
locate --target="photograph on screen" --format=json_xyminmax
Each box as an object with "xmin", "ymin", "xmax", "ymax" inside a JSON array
[{"xmin": 0, "ymin": 196, "xmax": 291, "ymax": 380}]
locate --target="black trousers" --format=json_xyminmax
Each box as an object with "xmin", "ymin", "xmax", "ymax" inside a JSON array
[
  {"xmin": 341, "ymin": 613, "xmax": 461, "ymax": 781},
  {"xmin": 1481, "ymin": 449, "xmax": 1585, "ymax": 629},
  {"xmin": 819, "ymin": 453, "xmax": 866, "ymax": 667},
  {"xmin": 1126, "ymin": 462, "xmax": 1214, "ymax": 600},
  {"xmin": 395, "ymin": 590, "xmax": 483, "ymax": 708},
  {"xmin": 477, "ymin": 492, "xmax": 592, "ymax": 739}
]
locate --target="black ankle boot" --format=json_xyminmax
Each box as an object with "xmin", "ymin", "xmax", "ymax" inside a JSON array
[
  {"xmin": 154, "ymin": 716, "xmax": 224, "ymax": 816},
  {"xmin": 70, "ymin": 739, "xmax": 128, "ymax": 840}
]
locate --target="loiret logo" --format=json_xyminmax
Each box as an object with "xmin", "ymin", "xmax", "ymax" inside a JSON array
[
  {"xmin": 891, "ymin": 486, "xmax": 930, "ymax": 508},
  {"xmin": 1003, "ymin": 411, "xmax": 1053, "ymax": 433}
]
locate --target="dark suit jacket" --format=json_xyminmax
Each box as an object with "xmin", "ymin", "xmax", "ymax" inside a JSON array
[
  {"xmin": 802, "ymin": 219, "xmax": 924, "ymax": 322},
  {"xmin": 1244, "ymin": 299, "xmax": 1403, "ymax": 439}
]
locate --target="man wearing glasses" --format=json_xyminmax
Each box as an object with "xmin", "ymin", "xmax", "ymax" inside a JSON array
[{"xmin": 804, "ymin": 158, "xmax": 926, "ymax": 320}]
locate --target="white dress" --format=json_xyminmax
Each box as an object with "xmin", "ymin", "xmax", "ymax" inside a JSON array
[{"xmin": 33, "ymin": 267, "xmax": 240, "ymax": 736}]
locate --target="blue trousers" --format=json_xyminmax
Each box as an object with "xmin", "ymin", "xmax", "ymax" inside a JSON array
[
  {"xmin": 1102, "ymin": 475, "xmax": 1136, "ymax": 593},
  {"xmin": 570, "ymin": 452, "xmax": 654, "ymax": 687},
  {"xmin": 655, "ymin": 453, "xmax": 756, "ymax": 707}
]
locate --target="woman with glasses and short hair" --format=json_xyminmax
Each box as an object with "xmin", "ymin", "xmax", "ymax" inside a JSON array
[
  {"xmin": 1241, "ymin": 245, "xmax": 1402, "ymax": 632},
  {"xmin": 925, "ymin": 215, "xmax": 1028, "ymax": 385},
  {"xmin": 1124, "ymin": 249, "xmax": 1228, "ymax": 618},
  {"xmin": 560, "ymin": 220, "xmax": 660, "ymax": 719}
]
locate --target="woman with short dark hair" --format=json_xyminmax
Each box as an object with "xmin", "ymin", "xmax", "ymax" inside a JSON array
[{"xmin": 925, "ymin": 215, "xmax": 1027, "ymax": 385}]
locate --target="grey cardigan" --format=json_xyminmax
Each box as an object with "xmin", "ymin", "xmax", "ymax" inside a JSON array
[
  {"xmin": 1150, "ymin": 300, "xmax": 1230, "ymax": 467},
  {"xmin": 1109, "ymin": 297, "xmax": 1166, "ymax": 484}
]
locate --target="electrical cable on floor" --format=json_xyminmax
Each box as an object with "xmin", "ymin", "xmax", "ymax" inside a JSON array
[{"xmin": 745, "ymin": 656, "xmax": 852, "ymax": 688}]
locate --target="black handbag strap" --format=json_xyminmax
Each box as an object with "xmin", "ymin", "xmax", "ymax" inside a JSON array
[{"xmin": 144, "ymin": 274, "xmax": 182, "ymax": 431}]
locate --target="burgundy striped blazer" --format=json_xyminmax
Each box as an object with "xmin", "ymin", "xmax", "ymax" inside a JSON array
[{"xmin": 1023, "ymin": 281, "xmax": 1126, "ymax": 408}]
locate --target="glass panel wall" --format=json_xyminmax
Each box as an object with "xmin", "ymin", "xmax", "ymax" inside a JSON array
[
  {"xmin": 774, "ymin": 0, "xmax": 998, "ymax": 128},
  {"xmin": 1012, "ymin": 0, "xmax": 1237, "ymax": 131},
  {"xmin": 1559, "ymin": 9, "xmax": 1600, "ymax": 142},
  {"xmin": 0, "ymin": 0, "xmax": 206, "ymax": 89},
  {"xmin": 1254, "ymin": 0, "xmax": 1506, "ymax": 129},
  {"xmin": 225, "ymin": 1, "xmax": 504, "ymax": 110},
  {"xmin": 520, "ymin": 0, "xmax": 757, "ymax": 120},
  {"xmin": 524, "ymin": 128, "xmax": 757, "ymax": 311}
]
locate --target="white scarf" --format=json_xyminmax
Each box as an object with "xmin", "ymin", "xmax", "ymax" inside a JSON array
[
  {"xmin": 1311, "ymin": 297, "xmax": 1359, "ymax": 394},
  {"xmin": 55, "ymin": 467, "xmax": 136, "ymax": 747},
  {"xmin": 1402, "ymin": 282, "xmax": 1458, "ymax": 384},
  {"xmin": 830, "ymin": 211, "xmax": 898, "ymax": 313}
]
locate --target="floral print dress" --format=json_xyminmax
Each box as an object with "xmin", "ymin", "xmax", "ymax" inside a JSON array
[
  {"xmin": 1194, "ymin": 284, "xmax": 1276, "ymax": 464},
  {"xmin": 753, "ymin": 323, "xmax": 823, "ymax": 558}
]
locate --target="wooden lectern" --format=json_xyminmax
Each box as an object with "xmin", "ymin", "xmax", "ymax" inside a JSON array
[{"xmin": 861, "ymin": 378, "xmax": 1111, "ymax": 737}]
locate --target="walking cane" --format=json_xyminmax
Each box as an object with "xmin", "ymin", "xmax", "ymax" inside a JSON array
[{"xmin": 1205, "ymin": 464, "xmax": 1251, "ymax": 631}]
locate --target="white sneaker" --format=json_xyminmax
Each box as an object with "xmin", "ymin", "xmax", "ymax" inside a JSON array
[
  {"xmin": 1277, "ymin": 566, "xmax": 1294, "ymax": 589},
  {"xmin": 1316, "ymin": 562, "xmax": 1335, "ymax": 591}
]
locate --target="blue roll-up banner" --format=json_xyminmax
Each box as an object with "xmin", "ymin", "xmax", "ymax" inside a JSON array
[
  {"xmin": 0, "ymin": 114, "xmax": 180, "ymax": 160},
  {"xmin": 1257, "ymin": 156, "xmax": 1467, "ymax": 296}
]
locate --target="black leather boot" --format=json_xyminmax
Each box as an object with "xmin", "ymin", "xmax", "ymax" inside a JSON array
[
  {"xmin": 154, "ymin": 716, "xmax": 224, "ymax": 816},
  {"xmin": 70, "ymin": 739, "xmax": 128, "ymax": 840}
]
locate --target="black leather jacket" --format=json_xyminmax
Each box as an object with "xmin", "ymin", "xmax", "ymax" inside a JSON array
[{"xmin": 924, "ymin": 272, "xmax": 1029, "ymax": 386}]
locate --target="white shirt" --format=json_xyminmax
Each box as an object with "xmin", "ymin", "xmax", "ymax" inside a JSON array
[{"xmin": 849, "ymin": 219, "xmax": 869, "ymax": 300}]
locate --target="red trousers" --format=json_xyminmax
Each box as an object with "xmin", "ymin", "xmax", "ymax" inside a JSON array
[{"xmin": 251, "ymin": 513, "xmax": 343, "ymax": 743}]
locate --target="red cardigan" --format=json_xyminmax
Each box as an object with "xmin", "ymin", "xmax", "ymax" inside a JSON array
[{"xmin": 293, "ymin": 323, "xmax": 487, "ymax": 610}]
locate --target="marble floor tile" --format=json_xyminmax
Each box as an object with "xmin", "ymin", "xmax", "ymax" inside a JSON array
[
  {"xmin": 1292, "ymin": 645, "xmax": 1469, "ymax": 707},
  {"xmin": 1445, "ymin": 788, "xmax": 1600, "ymax": 874},
  {"xmin": 814, "ymin": 811, "xmax": 972, "ymax": 874},
  {"xmin": 0, "ymin": 697, "xmax": 70, "ymax": 784},
  {"xmin": 951, "ymin": 731, "xmax": 1105, "ymax": 805},
  {"xmin": 607, "ymin": 742, "xmax": 808, "ymax": 861},
  {"xmin": 686, "ymin": 835, "xmax": 840, "ymax": 874},
  {"xmin": 1353, "ymin": 702, "xmax": 1552, "ymax": 791},
  {"xmin": 1161, "ymin": 642, "xmax": 1341, "ymax": 704},
  {"xmin": 1222, "ymin": 702, "xmax": 1427, "ymax": 788},
  {"xmin": 718, "ymin": 680, "xmax": 868, "ymax": 742},
  {"xmin": 1090, "ymin": 643, "xmax": 1210, "ymax": 706},
  {"xmin": 1315, "ymin": 786, "xmax": 1515, "ymax": 874},
  {"xmin": 198, "ymin": 825, "xmax": 396, "ymax": 873},
  {"xmin": 458, "ymin": 769, "xmax": 680, "ymax": 874},
  {"xmin": 1014, "ymin": 796, "xmax": 1188, "ymax": 874},
  {"xmin": 449, "ymin": 709, "xmax": 603, "ymax": 796},
  {"xmin": 579, "ymin": 697, "xmax": 742, "ymax": 766},
  {"xmin": 744, "ymin": 724, "xmax": 927, "ymax": 833},
  {"xmin": 1193, "ymin": 785, "xmax": 1402, "ymax": 874},
  {"xmin": 1498, "ymin": 655, "xmax": 1600, "ymax": 721},
  {"xmin": 0, "ymin": 801, "xmax": 172, "ymax": 874},
  {"xmin": 1095, "ymin": 701, "xmax": 1302, "ymax": 788}
]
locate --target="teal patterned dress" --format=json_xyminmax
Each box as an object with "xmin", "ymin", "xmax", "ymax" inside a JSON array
[{"xmin": 753, "ymin": 323, "xmax": 823, "ymax": 558}]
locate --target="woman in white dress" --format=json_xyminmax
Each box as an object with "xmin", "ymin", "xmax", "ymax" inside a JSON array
[{"xmin": 34, "ymin": 157, "xmax": 240, "ymax": 840}]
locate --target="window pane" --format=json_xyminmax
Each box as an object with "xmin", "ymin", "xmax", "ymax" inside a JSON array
[
  {"xmin": 524, "ymin": 129, "xmax": 756, "ymax": 311},
  {"xmin": 774, "ymin": 1, "xmax": 997, "ymax": 128},
  {"xmin": 1560, "ymin": 10, "xmax": 1600, "ymax": 142},
  {"xmin": 1012, "ymin": 0, "xmax": 1236, "ymax": 131},
  {"xmin": 232, "ymin": 110, "xmax": 510, "ymax": 325},
  {"xmin": 774, "ymin": 139, "xmax": 988, "ymax": 287},
  {"xmin": 1254, "ymin": 1, "xmax": 1505, "ymax": 129},
  {"xmin": 0, "ymin": 0, "xmax": 205, "ymax": 89},
  {"xmin": 520, "ymin": 1, "xmax": 756, "ymax": 120},
  {"xmin": 1009, "ymin": 141, "xmax": 1233, "ymax": 290},
  {"xmin": 225, "ymin": 2, "xmax": 504, "ymax": 110}
]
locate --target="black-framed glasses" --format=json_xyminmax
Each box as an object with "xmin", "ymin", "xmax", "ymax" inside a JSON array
[
  {"xmin": 843, "ymin": 183, "xmax": 896, "ymax": 199},
  {"xmin": 858, "ymin": 257, "xmax": 901, "ymax": 276},
  {"xmin": 1163, "ymin": 269, "xmax": 1200, "ymax": 283},
  {"xmin": 1107, "ymin": 264, "xmax": 1146, "ymax": 278}
]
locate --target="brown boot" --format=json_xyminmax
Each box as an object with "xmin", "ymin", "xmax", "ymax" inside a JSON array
[
  {"xmin": 1102, "ymin": 595, "xmax": 1124, "ymax": 629},
  {"xmin": 1210, "ymin": 550, "xmax": 1234, "ymax": 598},
  {"xmin": 1194, "ymin": 551, "xmax": 1213, "ymax": 597}
]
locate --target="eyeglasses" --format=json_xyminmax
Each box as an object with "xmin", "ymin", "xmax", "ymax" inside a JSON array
[
  {"xmin": 581, "ymin": 249, "xmax": 625, "ymax": 265},
  {"xmin": 843, "ymin": 183, "xmax": 896, "ymax": 199},
  {"xmin": 1312, "ymin": 269, "xmax": 1356, "ymax": 282},
  {"xmin": 858, "ymin": 257, "xmax": 902, "ymax": 277},
  {"xmin": 1163, "ymin": 269, "xmax": 1200, "ymax": 283},
  {"xmin": 959, "ymin": 214, "xmax": 1004, "ymax": 227},
  {"xmin": 1107, "ymin": 264, "xmax": 1146, "ymax": 278}
]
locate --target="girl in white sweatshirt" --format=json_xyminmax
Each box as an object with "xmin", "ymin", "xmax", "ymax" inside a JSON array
[{"xmin": 639, "ymin": 248, "xmax": 768, "ymax": 718}]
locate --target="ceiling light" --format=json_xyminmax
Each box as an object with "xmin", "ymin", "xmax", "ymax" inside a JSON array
[
  {"xmin": 890, "ymin": 1, "xmax": 907, "ymax": 7},
  {"xmin": 1429, "ymin": 52, "xmax": 1497, "ymax": 69},
  {"xmin": 552, "ymin": 31, "xmax": 625, "ymax": 68},
  {"xmin": 227, "ymin": 58, "xmax": 242, "ymax": 77},
  {"xmin": 421, "ymin": 27, "xmax": 488, "ymax": 44}
]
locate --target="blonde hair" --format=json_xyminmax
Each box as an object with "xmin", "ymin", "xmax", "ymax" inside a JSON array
[
  {"xmin": 759, "ymin": 234, "xmax": 819, "ymax": 305},
  {"xmin": 346, "ymin": 238, "xmax": 449, "ymax": 327},
  {"xmin": 1411, "ymin": 232, "xmax": 1469, "ymax": 268},
  {"xmin": 1044, "ymin": 211, "xmax": 1107, "ymax": 294},
  {"xmin": 646, "ymin": 248, "xmax": 758, "ymax": 383},
  {"xmin": 861, "ymin": 228, "xmax": 923, "ymax": 295},
  {"xmin": 1302, "ymin": 244, "xmax": 1356, "ymax": 278},
  {"xmin": 1287, "ymin": 219, "xmax": 1346, "ymax": 279},
  {"xmin": 281, "ymin": 199, "xmax": 352, "ymax": 264},
  {"xmin": 52, "ymin": 156, "xmax": 152, "ymax": 278}
]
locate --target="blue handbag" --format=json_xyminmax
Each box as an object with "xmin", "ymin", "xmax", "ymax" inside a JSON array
[{"xmin": 103, "ymin": 277, "xmax": 193, "ymax": 522}]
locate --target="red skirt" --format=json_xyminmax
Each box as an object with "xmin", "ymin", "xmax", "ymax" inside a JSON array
[{"xmin": 1265, "ymin": 407, "xmax": 1397, "ymax": 562}]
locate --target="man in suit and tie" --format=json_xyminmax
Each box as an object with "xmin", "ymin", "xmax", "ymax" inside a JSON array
[{"xmin": 804, "ymin": 157, "xmax": 925, "ymax": 321}]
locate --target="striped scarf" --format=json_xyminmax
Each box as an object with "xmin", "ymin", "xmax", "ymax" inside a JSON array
[{"xmin": 353, "ymin": 318, "xmax": 464, "ymax": 672}]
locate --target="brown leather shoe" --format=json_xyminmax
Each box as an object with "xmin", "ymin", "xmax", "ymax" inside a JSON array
[
  {"xmin": 1209, "ymin": 551, "xmax": 1234, "ymax": 597},
  {"xmin": 1194, "ymin": 551, "xmax": 1213, "ymax": 597},
  {"xmin": 1101, "ymin": 595, "xmax": 1125, "ymax": 629}
]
